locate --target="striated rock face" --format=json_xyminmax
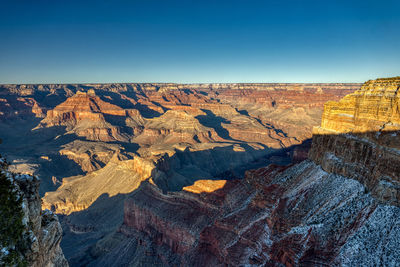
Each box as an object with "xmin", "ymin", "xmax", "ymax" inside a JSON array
[
  {"xmin": 319, "ymin": 77, "xmax": 400, "ymax": 133},
  {"xmin": 310, "ymin": 77, "xmax": 400, "ymax": 205},
  {"xmin": 38, "ymin": 90, "xmax": 130, "ymax": 142},
  {"xmin": 123, "ymin": 182, "xmax": 220, "ymax": 255},
  {"xmin": 90, "ymin": 161, "xmax": 400, "ymax": 266},
  {"xmin": 0, "ymin": 157, "xmax": 68, "ymax": 266},
  {"xmin": 83, "ymin": 77, "xmax": 400, "ymax": 266},
  {"xmin": 44, "ymin": 90, "xmax": 125, "ymax": 119},
  {"xmin": 40, "ymin": 90, "xmax": 124, "ymax": 126}
]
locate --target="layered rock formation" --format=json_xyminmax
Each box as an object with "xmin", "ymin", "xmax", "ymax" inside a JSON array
[
  {"xmin": 0, "ymin": 82, "xmax": 361, "ymax": 265},
  {"xmin": 38, "ymin": 90, "xmax": 130, "ymax": 142},
  {"xmin": 59, "ymin": 140, "xmax": 122, "ymax": 173},
  {"xmin": 83, "ymin": 77, "xmax": 400, "ymax": 266},
  {"xmin": 0, "ymin": 156, "xmax": 68, "ymax": 266},
  {"xmin": 310, "ymin": 77, "xmax": 400, "ymax": 205},
  {"xmin": 93, "ymin": 161, "xmax": 398, "ymax": 266},
  {"xmin": 319, "ymin": 77, "xmax": 400, "ymax": 133},
  {"xmin": 35, "ymin": 82, "xmax": 357, "ymax": 213},
  {"xmin": 42, "ymin": 153, "xmax": 154, "ymax": 215}
]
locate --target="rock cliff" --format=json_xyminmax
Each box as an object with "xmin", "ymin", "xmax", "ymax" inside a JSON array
[
  {"xmin": 85, "ymin": 77, "xmax": 400, "ymax": 266},
  {"xmin": 0, "ymin": 156, "xmax": 68, "ymax": 266},
  {"xmin": 310, "ymin": 77, "xmax": 400, "ymax": 205},
  {"xmin": 90, "ymin": 160, "xmax": 400, "ymax": 266}
]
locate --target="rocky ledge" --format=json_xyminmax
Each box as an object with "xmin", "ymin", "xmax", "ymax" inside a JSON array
[{"xmin": 0, "ymin": 157, "xmax": 68, "ymax": 266}]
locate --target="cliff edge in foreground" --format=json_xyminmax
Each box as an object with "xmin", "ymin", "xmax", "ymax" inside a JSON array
[{"xmin": 0, "ymin": 156, "xmax": 68, "ymax": 266}]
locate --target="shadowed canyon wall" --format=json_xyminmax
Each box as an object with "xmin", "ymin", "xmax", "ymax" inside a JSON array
[{"xmin": 83, "ymin": 78, "xmax": 400, "ymax": 266}]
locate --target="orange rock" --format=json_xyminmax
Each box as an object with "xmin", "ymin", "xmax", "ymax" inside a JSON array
[{"xmin": 183, "ymin": 180, "xmax": 227, "ymax": 194}]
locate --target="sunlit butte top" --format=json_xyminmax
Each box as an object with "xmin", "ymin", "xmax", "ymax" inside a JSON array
[{"xmin": 183, "ymin": 180, "xmax": 227, "ymax": 194}]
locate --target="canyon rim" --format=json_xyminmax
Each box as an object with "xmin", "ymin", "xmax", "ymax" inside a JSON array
[
  {"xmin": 1, "ymin": 1, "xmax": 400, "ymax": 266},
  {"xmin": 1, "ymin": 78, "xmax": 399, "ymax": 266}
]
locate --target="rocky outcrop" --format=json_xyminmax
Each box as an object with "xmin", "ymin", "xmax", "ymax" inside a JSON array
[
  {"xmin": 310, "ymin": 77, "xmax": 400, "ymax": 205},
  {"xmin": 40, "ymin": 90, "xmax": 125, "ymax": 126},
  {"xmin": 84, "ymin": 77, "xmax": 400, "ymax": 266},
  {"xmin": 318, "ymin": 77, "xmax": 400, "ymax": 133},
  {"xmin": 37, "ymin": 90, "xmax": 130, "ymax": 142},
  {"xmin": 90, "ymin": 160, "xmax": 400, "ymax": 266},
  {"xmin": 123, "ymin": 182, "xmax": 220, "ymax": 254},
  {"xmin": 134, "ymin": 110, "xmax": 222, "ymax": 144},
  {"xmin": 42, "ymin": 154, "xmax": 154, "ymax": 215},
  {"xmin": 0, "ymin": 157, "xmax": 68, "ymax": 266},
  {"xmin": 59, "ymin": 140, "xmax": 121, "ymax": 173}
]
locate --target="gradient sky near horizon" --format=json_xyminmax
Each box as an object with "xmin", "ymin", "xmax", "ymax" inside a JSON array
[{"xmin": 0, "ymin": 0, "xmax": 399, "ymax": 84}]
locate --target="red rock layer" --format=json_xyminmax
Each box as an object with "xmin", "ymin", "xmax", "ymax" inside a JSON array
[
  {"xmin": 42, "ymin": 90, "xmax": 125, "ymax": 127},
  {"xmin": 38, "ymin": 90, "xmax": 132, "ymax": 141},
  {"xmin": 89, "ymin": 78, "xmax": 400, "ymax": 266},
  {"xmin": 95, "ymin": 159, "xmax": 399, "ymax": 266},
  {"xmin": 208, "ymin": 87, "xmax": 354, "ymax": 109}
]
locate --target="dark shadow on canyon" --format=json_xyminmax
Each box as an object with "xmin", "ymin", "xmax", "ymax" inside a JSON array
[
  {"xmin": 96, "ymin": 90, "xmax": 163, "ymax": 118},
  {"xmin": 0, "ymin": 117, "xmax": 88, "ymax": 194},
  {"xmin": 195, "ymin": 109, "xmax": 235, "ymax": 141},
  {"xmin": 59, "ymin": 193, "xmax": 127, "ymax": 266},
  {"xmin": 57, "ymin": 128, "xmax": 400, "ymax": 266},
  {"xmin": 57, "ymin": 137, "xmax": 314, "ymax": 266}
]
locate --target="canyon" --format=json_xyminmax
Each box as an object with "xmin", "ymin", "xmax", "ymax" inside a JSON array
[
  {"xmin": 5, "ymin": 80, "xmax": 398, "ymax": 266},
  {"xmin": 69, "ymin": 77, "xmax": 399, "ymax": 266}
]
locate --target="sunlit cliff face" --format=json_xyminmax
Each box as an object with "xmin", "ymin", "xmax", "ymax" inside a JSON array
[{"xmin": 317, "ymin": 77, "xmax": 400, "ymax": 137}]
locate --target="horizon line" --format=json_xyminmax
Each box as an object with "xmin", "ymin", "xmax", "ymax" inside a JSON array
[{"xmin": 0, "ymin": 81, "xmax": 367, "ymax": 86}]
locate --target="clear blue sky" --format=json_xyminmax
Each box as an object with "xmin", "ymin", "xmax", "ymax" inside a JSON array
[{"xmin": 0, "ymin": 0, "xmax": 399, "ymax": 83}]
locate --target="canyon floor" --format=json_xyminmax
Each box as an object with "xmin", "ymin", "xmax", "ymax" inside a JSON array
[{"xmin": 4, "ymin": 81, "xmax": 389, "ymax": 266}]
